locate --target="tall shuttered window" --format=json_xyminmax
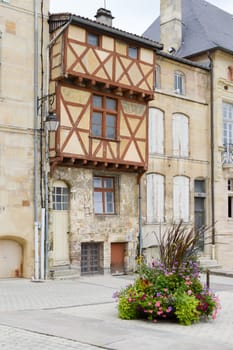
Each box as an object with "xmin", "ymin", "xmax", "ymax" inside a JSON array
[
  {"xmin": 149, "ymin": 108, "xmax": 164, "ymax": 154},
  {"xmin": 173, "ymin": 176, "xmax": 189, "ymax": 222},
  {"xmin": 173, "ymin": 113, "xmax": 189, "ymax": 157},
  {"xmin": 146, "ymin": 173, "xmax": 164, "ymax": 223}
]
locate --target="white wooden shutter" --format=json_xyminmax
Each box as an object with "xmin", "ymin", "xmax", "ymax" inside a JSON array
[
  {"xmin": 147, "ymin": 174, "xmax": 164, "ymax": 223},
  {"xmin": 173, "ymin": 176, "xmax": 189, "ymax": 222},
  {"xmin": 173, "ymin": 114, "xmax": 188, "ymax": 157},
  {"xmin": 149, "ymin": 108, "xmax": 164, "ymax": 154}
]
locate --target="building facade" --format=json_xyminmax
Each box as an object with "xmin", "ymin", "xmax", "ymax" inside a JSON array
[
  {"xmin": 47, "ymin": 11, "xmax": 162, "ymax": 277},
  {"xmin": 141, "ymin": 52, "xmax": 211, "ymax": 264},
  {"xmin": 144, "ymin": 0, "xmax": 233, "ymax": 268},
  {"xmin": 0, "ymin": 0, "xmax": 49, "ymax": 278}
]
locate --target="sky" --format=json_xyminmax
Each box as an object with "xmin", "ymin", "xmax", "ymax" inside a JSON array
[{"xmin": 50, "ymin": 0, "xmax": 233, "ymax": 36}]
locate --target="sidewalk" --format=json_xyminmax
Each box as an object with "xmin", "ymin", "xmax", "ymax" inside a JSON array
[{"xmin": 0, "ymin": 274, "xmax": 232, "ymax": 349}]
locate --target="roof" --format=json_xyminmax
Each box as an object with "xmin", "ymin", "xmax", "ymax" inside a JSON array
[
  {"xmin": 143, "ymin": 0, "xmax": 233, "ymax": 58},
  {"xmin": 49, "ymin": 13, "xmax": 163, "ymax": 51}
]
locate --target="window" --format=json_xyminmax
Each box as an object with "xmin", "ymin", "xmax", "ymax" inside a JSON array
[
  {"xmin": 154, "ymin": 65, "xmax": 161, "ymax": 89},
  {"xmin": 146, "ymin": 173, "xmax": 164, "ymax": 223},
  {"xmin": 174, "ymin": 71, "xmax": 185, "ymax": 95},
  {"xmin": 87, "ymin": 33, "xmax": 99, "ymax": 46},
  {"xmin": 228, "ymin": 179, "xmax": 233, "ymax": 218},
  {"xmin": 194, "ymin": 179, "xmax": 206, "ymax": 250},
  {"xmin": 91, "ymin": 95, "xmax": 117, "ymax": 139},
  {"xmin": 53, "ymin": 186, "xmax": 69, "ymax": 210},
  {"xmin": 195, "ymin": 179, "xmax": 206, "ymax": 193},
  {"xmin": 173, "ymin": 113, "xmax": 189, "ymax": 157},
  {"xmin": 93, "ymin": 176, "xmax": 115, "ymax": 214},
  {"xmin": 223, "ymin": 102, "xmax": 233, "ymax": 146},
  {"xmin": 173, "ymin": 176, "xmax": 189, "ymax": 222},
  {"xmin": 128, "ymin": 46, "xmax": 138, "ymax": 59},
  {"xmin": 149, "ymin": 108, "xmax": 164, "ymax": 154}
]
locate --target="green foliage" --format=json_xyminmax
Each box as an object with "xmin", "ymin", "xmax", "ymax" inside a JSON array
[
  {"xmin": 118, "ymin": 295, "xmax": 138, "ymax": 320},
  {"xmin": 156, "ymin": 221, "xmax": 210, "ymax": 272},
  {"xmin": 174, "ymin": 292, "xmax": 200, "ymax": 325},
  {"xmin": 114, "ymin": 222, "xmax": 221, "ymax": 326}
]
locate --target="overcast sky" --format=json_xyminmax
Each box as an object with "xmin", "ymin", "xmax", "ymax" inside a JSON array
[{"xmin": 50, "ymin": 0, "xmax": 233, "ymax": 36}]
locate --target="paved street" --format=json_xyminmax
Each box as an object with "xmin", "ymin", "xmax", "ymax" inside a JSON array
[{"xmin": 0, "ymin": 273, "xmax": 233, "ymax": 349}]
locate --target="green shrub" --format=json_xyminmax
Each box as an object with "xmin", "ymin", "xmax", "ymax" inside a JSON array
[
  {"xmin": 174, "ymin": 292, "xmax": 200, "ymax": 325},
  {"xmin": 118, "ymin": 295, "xmax": 138, "ymax": 320}
]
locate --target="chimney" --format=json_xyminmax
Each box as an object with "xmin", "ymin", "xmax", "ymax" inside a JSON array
[
  {"xmin": 95, "ymin": 8, "xmax": 114, "ymax": 26},
  {"xmin": 160, "ymin": 0, "xmax": 182, "ymax": 53}
]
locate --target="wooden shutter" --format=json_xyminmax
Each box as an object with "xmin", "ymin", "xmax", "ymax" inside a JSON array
[
  {"xmin": 149, "ymin": 108, "xmax": 164, "ymax": 154},
  {"xmin": 173, "ymin": 114, "xmax": 188, "ymax": 157},
  {"xmin": 147, "ymin": 173, "xmax": 164, "ymax": 223},
  {"xmin": 173, "ymin": 176, "xmax": 189, "ymax": 222}
]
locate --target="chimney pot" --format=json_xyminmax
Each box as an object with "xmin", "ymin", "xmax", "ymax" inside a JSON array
[{"xmin": 95, "ymin": 8, "xmax": 114, "ymax": 26}]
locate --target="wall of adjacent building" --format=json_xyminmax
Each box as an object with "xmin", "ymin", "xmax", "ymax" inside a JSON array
[
  {"xmin": 141, "ymin": 55, "xmax": 211, "ymax": 265},
  {"xmin": 0, "ymin": 0, "xmax": 49, "ymax": 278}
]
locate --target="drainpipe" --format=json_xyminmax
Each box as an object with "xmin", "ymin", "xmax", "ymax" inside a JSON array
[
  {"xmin": 34, "ymin": 0, "xmax": 40, "ymax": 280},
  {"xmin": 208, "ymin": 52, "xmax": 215, "ymax": 260},
  {"xmin": 44, "ymin": 17, "xmax": 72, "ymax": 279},
  {"xmin": 137, "ymin": 174, "xmax": 143, "ymax": 257}
]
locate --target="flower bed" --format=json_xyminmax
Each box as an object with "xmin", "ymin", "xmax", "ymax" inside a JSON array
[{"xmin": 114, "ymin": 223, "xmax": 221, "ymax": 325}]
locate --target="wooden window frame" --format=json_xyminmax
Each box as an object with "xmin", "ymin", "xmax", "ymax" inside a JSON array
[
  {"xmin": 87, "ymin": 32, "xmax": 100, "ymax": 47},
  {"xmin": 128, "ymin": 45, "xmax": 138, "ymax": 59},
  {"xmin": 174, "ymin": 71, "xmax": 185, "ymax": 95},
  {"xmin": 52, "ymin": 186, "xmax": 69, "ymax": 210},
  {"xmin": 93, "ymin": 176, "xmax": 115, "ymax": 215},
  {"xmin": 91, "ymin": 94, "xmax": 118, "ymax": 140}
]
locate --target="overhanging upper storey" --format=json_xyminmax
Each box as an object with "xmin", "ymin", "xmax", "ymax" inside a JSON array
[{"xmin": 49, "ymin": 13, "xmax": 163, "ymax": 100}]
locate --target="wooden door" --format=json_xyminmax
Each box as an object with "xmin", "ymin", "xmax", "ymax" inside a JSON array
[
  {"xmin": 0, "ymin": 240, "xmax": 22, "ymax": 278},
  {"xmin": 52, "ymin": 181, "xmax": 70, "ymax": 265},
  {"xmin": 111, "ymin": 242, "xmax": 126, "ymax": 274}
]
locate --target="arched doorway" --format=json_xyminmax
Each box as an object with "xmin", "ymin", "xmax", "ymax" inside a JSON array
[
  {"xmin": 0, "ymin": 239, "xmax": 22, "ymax": 278},
  {"xmin": 52, "ymin": 180, "xmax": 70, "ymax": 265}
]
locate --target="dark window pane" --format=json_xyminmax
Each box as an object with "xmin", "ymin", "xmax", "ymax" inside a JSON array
[
  {"xmin": 93, "ymin": 95, "xmax": 102, "ymax": 108},
  {"xmin": 94, "ymin": 177, "xmax": 102, "ymax": 188},
  {"xmin": 129, "ymin": 46, "xmax": 138, "ymax": 59},
  {"xmin": 106, "ymin": 115, "xmax": 116, "ymax": 138},
  {"xmin": 92, "ymin": 112, "xmax": 102, "ymax": 136},
  {"xmin": 104, "ymin": 178, "xmax": 113, "ymax": 188},
  {"xmin": 106, "ymin": 98, "xmax": 116, "ymax": 110},
  {"xmin": 88, "ymin": 33, "xmax": 99, "ymax": 46}
]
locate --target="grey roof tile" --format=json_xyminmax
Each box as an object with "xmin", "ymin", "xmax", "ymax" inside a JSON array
[{"xmin": 143, "ymin": 0, "xmax": 233, "ymax": 57}]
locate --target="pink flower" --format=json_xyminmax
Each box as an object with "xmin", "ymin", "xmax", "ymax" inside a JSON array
[
  {"xmin": 187, "ymin": 290, "xmax": 192, "ymax": 295},
  {"xmin": 155, "ymin": 301, "xmax": 161, "ymax": 307}
]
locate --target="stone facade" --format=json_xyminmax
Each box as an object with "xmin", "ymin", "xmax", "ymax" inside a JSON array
[
  {"xmin": 49, "ymin": 167, "xmax": 139, "ymax": 275},
  {"xmin": 141, "ymin": 54, "xmax": 211, "ymax": 265},
  {"xmin": 0, "ymin": 0, "xmax": 49, "ymax": 278}
]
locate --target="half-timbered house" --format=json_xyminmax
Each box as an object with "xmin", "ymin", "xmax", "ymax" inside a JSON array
[{"xmin": 48, "ymin": 9, "xmax": 162, "ymax": 277}]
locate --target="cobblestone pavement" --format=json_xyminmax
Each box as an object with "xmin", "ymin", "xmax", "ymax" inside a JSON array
[{"xmin": 0, "ymin": 274, "xmax": 232, "ymax": 350}]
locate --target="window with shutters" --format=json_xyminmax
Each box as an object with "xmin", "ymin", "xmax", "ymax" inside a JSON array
[
  {"xmin": 172, "ymin": 113, "xmax": 189, "ymax": 157},
  {"xmin": 154, "ymin": 65, "xmax": 161, "ymax": 89},
  {"xmin": 146, "ymin": 173, "xmax": 164, "ymax": 223},
  {"xmin": 149, "ymin": 108, "xmax": 164, "ymax": 154},
  {"xmin": 173, "ymin": 176, "xmax": 189, "ymax": 222}
]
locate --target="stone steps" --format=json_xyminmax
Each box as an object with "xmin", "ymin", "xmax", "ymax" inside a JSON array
[{"xmin": 49, "ymin": 265, "xmax": 80, "ymax": 280}]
